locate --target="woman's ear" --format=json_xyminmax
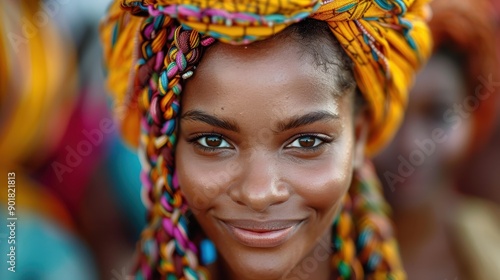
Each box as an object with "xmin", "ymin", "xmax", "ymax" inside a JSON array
[{"xmin": 353, "ymin": 107, "xmax": 370, "ymax": 169}]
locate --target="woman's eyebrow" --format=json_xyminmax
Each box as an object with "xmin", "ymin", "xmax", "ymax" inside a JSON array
[
  {"xmin": 275, "ymin": 111, "xmax": 339, "ymax": 133},
  {"xmin": 181, "ymin": 110, "xmax": 240, "ymax": 132}
]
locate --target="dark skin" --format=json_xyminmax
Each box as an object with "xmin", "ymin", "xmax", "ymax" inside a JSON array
[{"xmin": 175, "ymin": 34, "xmax": 369, "ymax": 280}]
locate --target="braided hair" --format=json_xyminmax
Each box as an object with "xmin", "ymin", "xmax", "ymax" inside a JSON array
[
  {"xmin": 132, "ymin": 14, "xmax": 214, "ymax": 279},
  {"xmin": 103, "ymin": 4, "xmax": 405, "ymax": 280}
]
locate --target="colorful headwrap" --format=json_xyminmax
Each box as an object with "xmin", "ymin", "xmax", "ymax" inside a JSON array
[{"xmin": 101, "ymin": 0, "xmax": 431, "ymax": 279}]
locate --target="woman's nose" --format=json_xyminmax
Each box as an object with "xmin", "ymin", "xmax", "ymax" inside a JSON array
[{"xmin": 227, "ymin": 151, "xmax": 291, "ymax": 212}]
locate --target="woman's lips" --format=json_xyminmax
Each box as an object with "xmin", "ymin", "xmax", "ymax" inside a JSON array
[{"xmin": 219, "ymin": 219, "xmax": 303, "ymax": 248}]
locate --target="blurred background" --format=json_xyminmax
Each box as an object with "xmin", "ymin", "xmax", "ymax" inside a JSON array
[
  {"xmin": 373, "ymin": 0, "xmax": 500, "ymax": 278},
  {"xmin": 0, "ymin": 1, "xmax": 142, "ymax": 279},
  {"xmin": 0, "ymin": 0, "xmax": 499, "ymax": 279}
]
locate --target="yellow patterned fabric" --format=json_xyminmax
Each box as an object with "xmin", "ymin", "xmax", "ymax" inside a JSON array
[
  {"xmin": 102, "ymin": 0, "xmax": 431, "ymax": 155},
  {"xmin": 128, "ymin": 0, "xmax": 321, "ymax": 42},
  {"xmin": 313, "ymin": 0, "xmax": 432, "ymax": 154}
]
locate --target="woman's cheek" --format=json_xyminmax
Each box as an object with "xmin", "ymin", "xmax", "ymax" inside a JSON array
[
  {"xmin": 286, "ymin": 148, "xmax": 353, "ymax": 210},
  {"xmin": 177, "ymin": 151, "xmax": 236, "ymax": 212}
]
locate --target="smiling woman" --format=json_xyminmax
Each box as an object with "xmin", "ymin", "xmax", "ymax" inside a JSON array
[
  {"xmin": 100, "ymin": 1, "xmax": 432, "ymax": 279},
  {"xmin": 176, "ymin": 27, "xmax": 362, "ymax": 279}
]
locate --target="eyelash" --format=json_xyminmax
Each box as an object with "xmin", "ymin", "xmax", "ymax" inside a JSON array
[
  {"xmin": 187, "ymin": 133, "xmax": 232, "ymax": 153},
  {"xmin": 285, "ymin": 133, "xmax": 333, "ymax": 152},
  {"xmin": 187, "ymin": 133, "xmax": 333, "ymax": 153}
]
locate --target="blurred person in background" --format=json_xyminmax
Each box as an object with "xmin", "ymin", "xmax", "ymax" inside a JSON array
[
  {"xmin": 374, "ymin": 0, "xmax": 500, "ymax": 278},
  {"xmin": 456, "ymin": 0, "xmax": 500, "ymax": 206},
  {"xmin": 46, "ymin": 0, "xmax": 146, "ymax": 277},
  {"xmin": 1, "ymin": 0, "xmax": 144, "ymax": 279},
  {"xmin": 0, "ymin": 1, "xmax": 97, "ymax": 279}
]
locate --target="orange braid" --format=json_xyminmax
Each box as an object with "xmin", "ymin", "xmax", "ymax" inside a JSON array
[{"xmin": 331, "ymin": 161, "xmax": 405, "ymax": 279}]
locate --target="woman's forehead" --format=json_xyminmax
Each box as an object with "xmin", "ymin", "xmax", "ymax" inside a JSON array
[
  {"xmin": 191, "ymin": 35, "xmax": 348, "ymax": 96},
  {"xmin": 197, "ymin": 36, "xmax": 310, "ymax": 73},
  {"xmin": 181, "ymin": 37, "xmax": 350, "ymax": 117}
]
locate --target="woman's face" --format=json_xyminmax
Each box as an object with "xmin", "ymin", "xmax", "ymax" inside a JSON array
[{"xmin": 176, "ymin": 36, "xmax": 367, "ymax": 279}]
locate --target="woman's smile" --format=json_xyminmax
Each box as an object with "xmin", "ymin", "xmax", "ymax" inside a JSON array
[{"xmin": 217, "ymin": 218, "xmax": 305, "ymax": 248}]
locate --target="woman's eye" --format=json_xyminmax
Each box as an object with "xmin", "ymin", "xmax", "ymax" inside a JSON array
[
  {"xmin": 196, "ymin": 135, "xmax": 232, "ymax": 148},
  {"xmin": 287, "ymin": 136, "xmax": 324, "ymax": 148}
]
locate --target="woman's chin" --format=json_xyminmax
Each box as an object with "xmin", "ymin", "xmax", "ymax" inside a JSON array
[{"xmin": 221, "ymin": 252, "xmax": 296, "ymax": 280}]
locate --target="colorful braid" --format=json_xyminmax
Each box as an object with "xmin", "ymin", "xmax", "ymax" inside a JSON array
[
  {"xmin": 132, "ymin": 13, "xmax": 215, "ymax": 279},
  {"xmin": 332, "ymin": 161, "xmax": 406, "ymax": 279}
]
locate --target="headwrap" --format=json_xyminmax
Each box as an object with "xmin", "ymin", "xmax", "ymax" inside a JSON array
[
  {"xmin": 100, "ymin": 0, "xmax": 431, "ymax": 279},
  {"xmin": 102, "ymin": 0, "xmax": 432, "ymax": 155},
  {"xmin": 429, "ymin": 0, "xmax": 499, "ymax": 152}
]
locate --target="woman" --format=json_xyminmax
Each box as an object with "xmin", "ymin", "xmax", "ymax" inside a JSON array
[
  {"xmin": 101, "ymin": 0, "xmax": 431, "ymax": 279},
  {"xmin": 456, "ymin": 0, "xmax": 500, "ymax": 206},
  {"xmin": 374, "ymin": 0, "xmax": 500, "ymax": 278}
]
